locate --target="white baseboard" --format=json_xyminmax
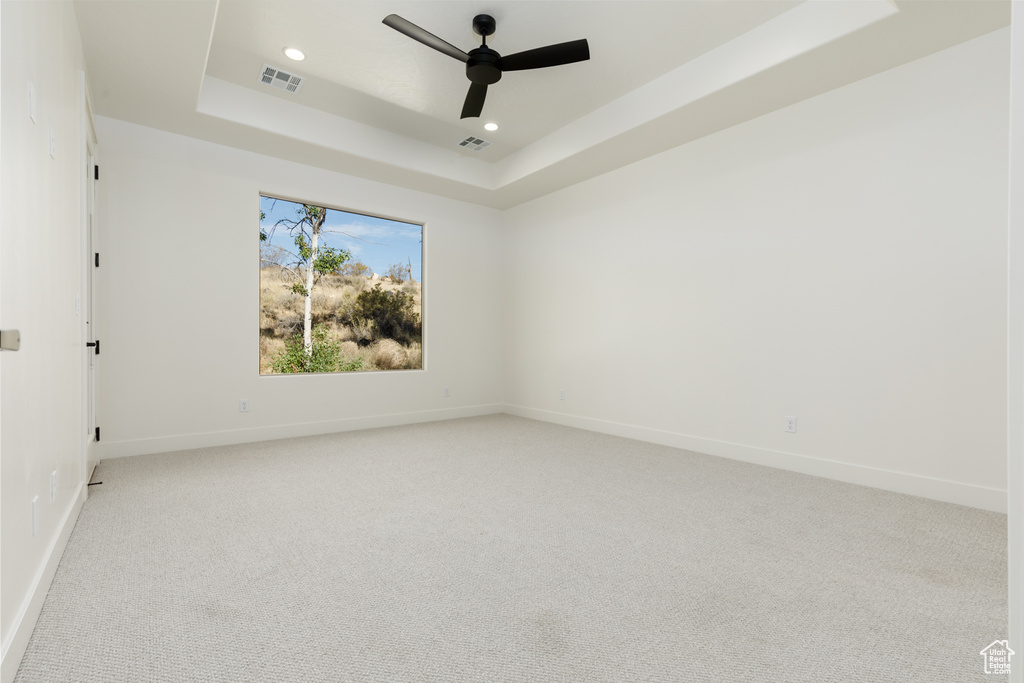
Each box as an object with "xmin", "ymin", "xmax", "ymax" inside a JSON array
[
  {"xmin": 1, "ymin": 482, "xmax": 86, "ymax": 683},
  {"xmin": 504, "ymin": 404, "xmax": 1008, "ymax": 513},
  {"xmin": 97, "ymin": 404, "xmax": 505, "ymax": 459},
  {"xmin": 94, "ymin": 402, "xmax": 1006, "ymax": 513}
]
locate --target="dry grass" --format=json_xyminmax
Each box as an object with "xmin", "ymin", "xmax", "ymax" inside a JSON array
[
  {"xmin": 259, "ymin": 266, "xmax": 422, "ymax": 374},
  {"xmin": 369, "ymin": 339, "xmax": 407, "ymax": 370}
]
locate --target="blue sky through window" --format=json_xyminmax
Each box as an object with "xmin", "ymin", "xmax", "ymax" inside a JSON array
[{"xmin": 260, "ymin": 195, "xmax": 422, "ymax": 281}]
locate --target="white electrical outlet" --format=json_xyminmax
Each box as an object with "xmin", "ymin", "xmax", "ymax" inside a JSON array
[
  {"xmin": 785, "ymin": 416, "xmax": 797, "ymax": 433},
  {"xmin": 239, "ymin": 399, "xmax": 249, "ymax": 413},
  {"xmin": 31, "ymin": 496, "xmax": 39, "ymax": 537},
  {"xmin": 50, "ymin": 471, "xmax": 57, "ymax": 503},
  {"xmin": 559, "ymin": 389, "xmax": 565, "ymax": 401},
  {"xmin": 443, "ymin": 386, "xmax": 450, "ymax": 398}
]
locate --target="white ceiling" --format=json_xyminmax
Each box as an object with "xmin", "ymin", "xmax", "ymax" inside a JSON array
[
  {"xmin": 74, "ymin": 0, "xmax": 1010, "ymax": 209},
  {"xmin": 205, "ymin": 1, "xmax": 802, "ymax": 158}
]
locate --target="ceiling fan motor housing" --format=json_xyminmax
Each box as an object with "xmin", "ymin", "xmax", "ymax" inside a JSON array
[
  {"xmin": 467, "ymin": 47, "xmax": 502, "ymax": 84},
  {"xmin": 473, "ymin": 14, "xmax": 496, "ymax": 38}
]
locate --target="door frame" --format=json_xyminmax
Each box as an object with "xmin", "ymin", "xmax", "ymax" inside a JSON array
[{"xmin": 80, "ymin": 71, "xmax": 99, "ymax": 489}]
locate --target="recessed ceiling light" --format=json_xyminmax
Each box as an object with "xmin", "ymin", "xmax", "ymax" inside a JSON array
[
  {"xmin": 283, "ymin": 47, "xmax": 306, "ymax": 61},
  {"xmin": 484, "ymin": 122, "xmax": 499, "ymax": 132}
]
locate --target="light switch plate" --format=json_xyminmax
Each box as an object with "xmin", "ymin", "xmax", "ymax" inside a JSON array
[{"xmin": 0, "ymin": 329, "xmax": 21, "ymax": 351}]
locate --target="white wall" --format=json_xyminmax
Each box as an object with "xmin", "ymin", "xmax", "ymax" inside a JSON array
[
  {"xmin": 94, "ymin": 118, "xmax": 504, "ymax": 457},
  {"xmin": 503, "ymin": 29, "xmax": 1011, "ymax": 512},
  {"xmin": 0, "ymin": 1, "xmax": 90, "ymax": 680},
  {"xmin": 1006, "ymin": 3, "xmax": 1023, "ymax": 679}
]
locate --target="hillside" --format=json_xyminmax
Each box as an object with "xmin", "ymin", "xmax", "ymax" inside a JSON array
[{"xmin": 259, "ymin": 265, "xmax": 422, "ymax": 373}]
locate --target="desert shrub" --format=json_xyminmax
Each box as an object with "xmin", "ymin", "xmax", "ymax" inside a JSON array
[
  {"xmin": 272, "ymin": 315, "xmax": 301, "ymax": 340},
  {"xmin": 370, "ymin": 339, "xmax": 407, "ymax": 370},
  {"xmin": 344, "ymin": 284, "xmax": 419, "ymax": 345},
  {"xmin": 386, "ymin": 263, "xmax": 410, "ymax": 284},
  {"xmin": 338, "ymin": 350, "xmax": 364, "ymax": 372},
  {"xmin": 404, "ymin": 342, "xmax": 422, "ymax": 370},
  {"xmin": 259, "ymin": 306, "xmax": 278, "ymax": 328},
  {"xmin": 259, "ymin": 335, "xmax": 285, "ymax": 373},
  {"xmin": 340, "ymin": 260, "xmax": 372, "ymax": 281},
  {"xmin": 333, "ymin": 288, "xmax": 360, "ymax": 324},
  {"xmin": 269, "ymin": 324, "xmax": 362, "ymax": 373},
  {"xmin": 340, "ymin": 340, "xmax": 360, "ymax": 358},
  {"xmin": 347, "ymin": 317, "xmax": 377, "ymax": 345}
]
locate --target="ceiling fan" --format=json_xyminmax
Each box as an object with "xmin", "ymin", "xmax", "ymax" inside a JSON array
[{"xmin": 383, "ymin": 13, "xmax": 590, "ymax": 119}]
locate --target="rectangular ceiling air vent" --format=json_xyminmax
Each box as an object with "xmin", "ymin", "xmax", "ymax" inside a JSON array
[
  {"xmin": 259, "ymin": 64, "xmax": 305, "ymax": 94},
  {"xmin": 458, "ymin": 136, "xmax": 492, "ymax": 152}
]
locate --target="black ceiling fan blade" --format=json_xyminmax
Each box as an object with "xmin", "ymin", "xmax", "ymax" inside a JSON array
[
  {"xmin": 501, "ymin": 39, "xmax": 590, "ymax": 72},
  {"xmin": 461, "ymin": 82, "xmax": 487, "ymax": 119},
  {"xmin": 383, "ymin": 14, "xmax": 469, "ymax": 63}
]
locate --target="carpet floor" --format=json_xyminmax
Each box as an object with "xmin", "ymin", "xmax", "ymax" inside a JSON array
[{"xmin": 14, "ymin": 415, "xmax": 1007, "ymax": 682}]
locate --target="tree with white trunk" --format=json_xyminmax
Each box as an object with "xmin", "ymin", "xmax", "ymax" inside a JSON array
[{"xmin": 263, "ymin": 203, "xmax": 350, "ymax": 363}]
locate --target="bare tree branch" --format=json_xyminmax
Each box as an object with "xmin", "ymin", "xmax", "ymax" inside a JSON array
[{"xmin": 321, "ymin": 228, "xmax": 389, "ymax": 246}]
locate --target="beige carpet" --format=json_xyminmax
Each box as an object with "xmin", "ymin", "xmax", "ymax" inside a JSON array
[{"xmin": 14, "ymin": 415, "xmax": 1007, "ymax": 682}]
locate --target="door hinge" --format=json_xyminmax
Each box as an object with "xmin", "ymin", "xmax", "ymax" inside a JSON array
[
  {"xmin": 94, "ymin": 426, "xmax": 100, "ymax": 442},
  {"xmin": 94, "ymin": 252, "xmax": 99, "ymax": 268},
  {"xmin": 86, "ymin": 339, "xmax": 100, "ymax": 355},
  {"xmin": 94, "ymin": 165, "xmax": 99, "ymax": 180}
]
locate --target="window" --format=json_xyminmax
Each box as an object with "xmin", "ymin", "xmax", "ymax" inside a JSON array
[{"xmin": 259, "ymin": 195, "xmax": 422, "ymax": 374}]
